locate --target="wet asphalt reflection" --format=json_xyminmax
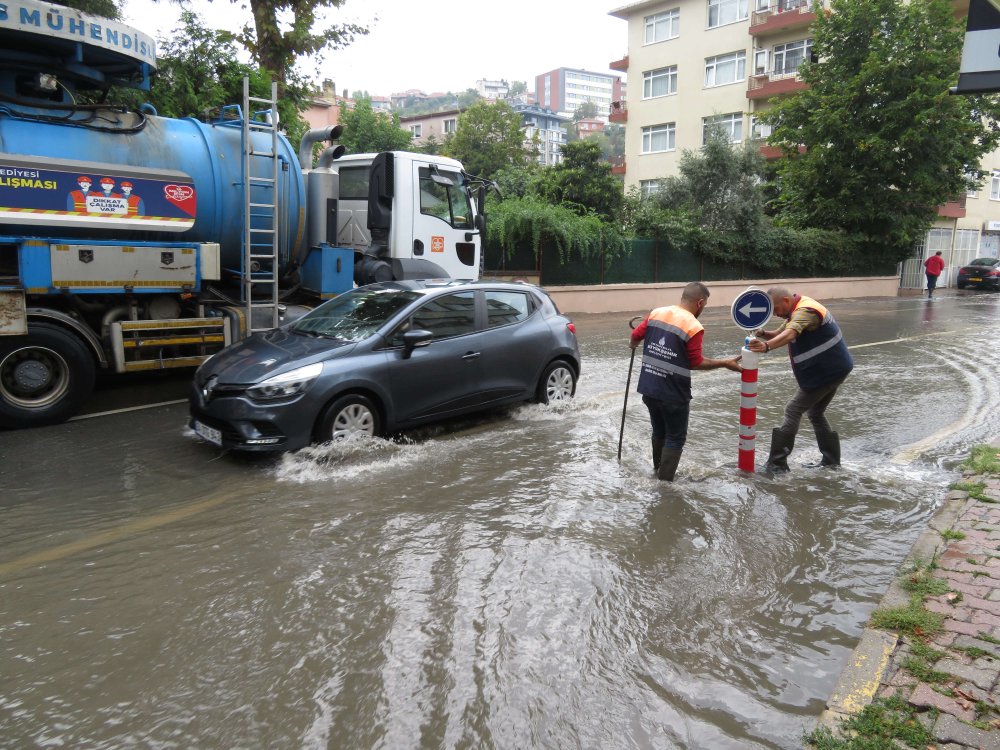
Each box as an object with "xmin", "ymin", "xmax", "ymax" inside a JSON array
[{"xmin": 2, "ymin": 291, "xmax": 999, "ymax": 749}]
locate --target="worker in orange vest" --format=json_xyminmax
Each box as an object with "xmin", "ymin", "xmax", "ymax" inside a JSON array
[{"xmin": 629, "ymin": 282, "xmax": 743, "ymax": 481}]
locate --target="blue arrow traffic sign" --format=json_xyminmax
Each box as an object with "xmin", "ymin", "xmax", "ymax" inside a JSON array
[{"xmin": 731, "ymin": 288, "xmax": 773, "ymax": 330}]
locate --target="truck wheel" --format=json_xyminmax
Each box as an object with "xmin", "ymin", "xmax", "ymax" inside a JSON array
[
  {"xmin": 0, "ymin": 322, "xmax": 96, "ymax": 429},
  {"xmin": 316, "ymin": 394, "xmax": 382, "ymax": 442},
  {"xmin": 535, "ymin": 360, "xmax": 577, "ymax": 404}
]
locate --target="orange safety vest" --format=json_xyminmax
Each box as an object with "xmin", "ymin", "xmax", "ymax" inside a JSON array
[{"xmin": 636, "ymin": 305, "xmax": 703, "ymax": 403}]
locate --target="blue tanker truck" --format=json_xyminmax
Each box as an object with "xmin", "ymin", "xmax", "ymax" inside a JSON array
[{"xmin": 0, "ymin": 0, "xmax": 489, "ymax": 428}]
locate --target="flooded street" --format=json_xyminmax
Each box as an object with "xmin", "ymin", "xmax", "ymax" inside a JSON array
[{"xmin": 2, "ymin": 291, "xmax": 1000, "ymax": 749}]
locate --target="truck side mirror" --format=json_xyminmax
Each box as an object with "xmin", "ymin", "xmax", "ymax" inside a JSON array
[
  {"xmin": 475, "ymin": 214, "xmax": 486, "ymax": 233},
  {"xmin": 367, "ymin": 152, "xmax": 394, "ymax": 233}
]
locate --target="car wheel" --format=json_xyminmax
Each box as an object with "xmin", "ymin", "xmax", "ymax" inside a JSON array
[
  {"xmin": 316, "ymin": 394, "xmax": 382, "ymax": 442},
  {"xmin": 536, "ymin": 360, "xmax": 577, "ymax": 404},
  {"xmin": 0, "ymin": 322, "xmax": 96, "ymax": 429}
]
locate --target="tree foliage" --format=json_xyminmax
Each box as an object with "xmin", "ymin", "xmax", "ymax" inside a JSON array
[
  {"xmin": 763, "ymin": 0, "xmax": 1000, "ymax": 261},
  {"xmin": 336, "ymin": 98, "xmax": 412, "ymax": 155},
  {"xmin": 445, "ymin": 101, "xmax": 532, "ymax": 179},
  {"xmin": 488, "ymin": 196, "xmax": 627, "ymax": 264},
  {"xmin": 234, "ymin": 0, "xmax": 367, "ymax": 88},
  {"xmin": 535, "ymin": 139, "xmax": 623, "ymax": 222},
  {"xmin": 652, "ymin": 128, "xmax": 768, "ymax": 254},
  {"xmin": 51, "ymin": 0, "xmax": 121, "ymax": 19}
]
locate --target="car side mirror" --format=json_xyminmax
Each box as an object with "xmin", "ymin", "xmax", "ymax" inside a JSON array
[{"xmin": 401, "ymin": 329, "xmax": 433, "ymax": 358}]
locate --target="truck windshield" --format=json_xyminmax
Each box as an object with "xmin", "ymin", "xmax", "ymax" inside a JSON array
[
  {"xmin": 289, "ymin": 288, "xmax": 421, "ymax": 341},
  {"xmin": 419, "ymin": 167, "xmax": 473, "ymax": 229}
]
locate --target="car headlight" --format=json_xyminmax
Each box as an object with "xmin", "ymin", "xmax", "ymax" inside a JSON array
[{"xmin": 247, "ymin": 362, "xmax": 323, "ymax": 400}]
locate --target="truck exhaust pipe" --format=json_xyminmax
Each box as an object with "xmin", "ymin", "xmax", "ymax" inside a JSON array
[{"xmin": 298, "ymin": 125, "xmax": 343, "ymax": 169}]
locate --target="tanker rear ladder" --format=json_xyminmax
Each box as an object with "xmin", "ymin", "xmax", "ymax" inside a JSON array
[{"xmin": 240, "ymin": 77, "xmax": 281, "ymax": 334}]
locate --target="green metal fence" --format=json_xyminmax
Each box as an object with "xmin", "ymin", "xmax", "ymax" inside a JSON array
[{"xmin": 484, "ymin": 238, "xmax": 896, "ymax": 285}]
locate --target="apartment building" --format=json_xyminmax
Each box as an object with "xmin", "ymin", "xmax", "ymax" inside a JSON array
[
  {"xmin": 398, "ymin": 109, "xmax": 461, "ymax": 144},
  {"xmin": 535, "ymin": 67, "xmax": 624, "ymax": 119},
  {"xmin": 513, "ymin": 104, "xmax": 570, "ymax": 166},
  {"xmin": 608, "ymin": 0, "xmax": 1000, "ymax": 281}
]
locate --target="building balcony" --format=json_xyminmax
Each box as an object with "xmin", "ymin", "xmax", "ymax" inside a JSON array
[
  {"xmin": 610, "ymin": 55, "xmax": 628, "ymax": 72},
  {"xmin": 750, "ymin": 0, "xmax": 826, "ymax": 37},
  {"xmin": 610, "ymin": 155, "xmax": 626, "ymax": 175},
  {"xmin": 747, "ymin": 70, "xmax": 808, "ymax": 99},
  {"xmin": 609, "ymin": 101, "xmax": 627, "ymax": 123},
  {"xmin": 937, "ymin": 195, "xmax": 967, "ymax": 218},
  {"xmin": 757, "ymin": 143, "xmax": 805, "ymax": 160}
]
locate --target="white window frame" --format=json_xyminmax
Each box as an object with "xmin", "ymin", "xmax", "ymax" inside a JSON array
[
  {"xmin": 409, "ymin": 124, "xmax": 422, "ymax": 138},
  {"xmin": 991, "ymin": 170, "xmax": 1000, "ymax": 201},
  {"xmin": 643, "ymin": 66, "xmax": 678, "ymax": 99},
  {"xmin": 708, "ymin": 0, "xmax": 749, "ymax": 28},
  {"xmin": 705, "ymin": 51, "xmax": 747, "ymax": 87},
  {"xmin": 443, "ymin": 118, "xmax": 457, "ymax": 134},
  {"xmin": 772, "ymin": 39, "xmax": 813, "ymax": 76},
  {"xmin": 640, "ymin": 179, "xmax": 663, "ymax": 197},
  {"xmin": 642, "ymin": 123, "xmax": 676, "ymax": 154},
  {"xmin": 750, "ymin": 116, "xmax": 772, "ymax": 139},
  {"xmin": 753, "ymin": 49, "xmax": 769, "ymax": 76},
  {"xmin": 644, "ymin": 8, "xmax": 680, "ymax": 44},
  {"xmin": 703, "ymin": 113, "xmax": 744, "ymax": 144}
]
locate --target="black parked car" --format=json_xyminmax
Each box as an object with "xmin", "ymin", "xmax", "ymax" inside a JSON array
[
  {"xmin": 189, "ymin": 280, "xmax": 581, "ymax": 451},
  {"xmin": 956, "ymin": 257, "xmax": 1000, "ymax": 290}
]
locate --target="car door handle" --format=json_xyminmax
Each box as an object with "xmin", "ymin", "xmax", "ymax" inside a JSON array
[{"xmin": 462, "ymin": 351, "xmax": 481, "ymax": 360}]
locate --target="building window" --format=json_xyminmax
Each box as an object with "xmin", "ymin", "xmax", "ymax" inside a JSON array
[
  {"xmin": 643, "ymin": 66, "xmax": 678, "ymax": 99},
  {"xmin": 991, "ymin": 170, "xmax": 1000, "ymax": 201},
  {"xmin": 708, "ymin": 0, "xmax": 749, "ymax": 28},
  {"xmin": 642, "ymin": 123, "xmax": 676, "ymax": 154},
  {"xmin": 750, "ymin": 116, "xmax": 772, "ymax": 139},
  {"xmin": 408, "ymin": 124, "xmax": 422, "ymax": 138},
  {"xmin": 772, "ymin": 39, "xmax": 812, "ymax": 75},
  {"xmin": 644, "ymin": 8, "xmax": 680, "ymax": 43},
  {"xmin": 640, "ymin": 179, "xmax": 662, "ymax": 197},
  {"xmin": 705, "ymin": 51, "xmax": 746, "ymax": 87},
  {"xmin": 443, "ymin": 118, "xmax": 457, "ymax": 134},
  {"xmin": 703, "ymin": 113, "xmax": 744, "ymax": 143}
]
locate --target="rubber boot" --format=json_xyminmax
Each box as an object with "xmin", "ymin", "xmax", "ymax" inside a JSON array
[
  {"xmin": 657, "ymin": 448, "xmax": 683, "ymax": 482},
  {"xmin": 815, "ymin": 430, "xmax": 841, "ymax": 467},
  {"xmin": 651, "ymin": 439, "xmax": 665, "ymax": 472},
  {"xmin": 765, "ymin": 428, "xmax": 795, "ymax": 473}
]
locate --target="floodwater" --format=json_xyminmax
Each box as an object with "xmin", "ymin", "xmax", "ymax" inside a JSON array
[{"xmin": 2, "ymin": 292, "xmax": 999, "ymax": 749}]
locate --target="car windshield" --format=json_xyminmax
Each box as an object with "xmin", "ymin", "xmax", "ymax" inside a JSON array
[
  {"xmin": 969, "ymin": 258, "xmax": 998, "ymax": 266},
  {"xmin": 290, "ymin": 288, "xmax": 421, "ymax": 341}
]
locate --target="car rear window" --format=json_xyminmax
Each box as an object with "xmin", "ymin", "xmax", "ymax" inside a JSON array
[
  {"xmin": 486, "ymin": 291, "xmax": 532, "ymax": 327},
  {"xmin": 970, "ymin": 257, "xmax": 999, "ymax": 266}
]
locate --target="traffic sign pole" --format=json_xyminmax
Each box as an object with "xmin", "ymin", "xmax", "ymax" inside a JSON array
[
  {"xmin": 730, "ymin": 288, "xmax": 772, "ymax": 475},
  {"xmin": 738, "ymin": 341, "xmax": 760, "ymax": 473}
]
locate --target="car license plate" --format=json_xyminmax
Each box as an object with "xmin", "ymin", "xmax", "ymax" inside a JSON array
[
  {"xmin": 971, "ymin": 277, "xmax": 982, "ymax": 282},
  {"xmin": 194, "ymin": 420, "xmax": 222, "ymax": 446}
]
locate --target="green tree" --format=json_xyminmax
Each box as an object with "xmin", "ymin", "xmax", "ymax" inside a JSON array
[
  {"xmin": 536, "ymin": 139, "xmax": 623, "ymax": 222},
  {"xmin": 508, "ymin": 80, "xmax": 528, "ymax": 98},
  {"xmin": 764, "ymin": 0, "xmax": 1000, "ymax": 261},
  {"xmin": 234, "ymin": 0, "xmax": 367, "ymax": 88},
  {"xmin": 445, "ymin": 101, "xmax": 532, "ymax": 179},
  {"xmin": 336, "ymin": 98, "xmax": 412, "ymax": 155},
  {"xmin": 51, "ymin": 0, "xmax": 121, "ymax": 18}
]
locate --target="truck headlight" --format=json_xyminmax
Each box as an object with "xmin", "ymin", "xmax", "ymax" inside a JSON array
[{"xmin": 247, "ymin": 362, "xmax": 323, "ymax": 400}]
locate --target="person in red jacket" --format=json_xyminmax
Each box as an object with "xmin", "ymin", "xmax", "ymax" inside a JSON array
[
  {"xmin": 924, "ymin": 251, "xmax": 946, "ymax": 299},
  {"xmin": 629, "ymin": 282, "xmax": 743, "ymax": 481}
]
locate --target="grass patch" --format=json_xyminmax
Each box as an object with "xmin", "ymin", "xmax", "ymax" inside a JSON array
[
  {"xmin": 902, "ymin": 655, "xmax": 949, "ymax": 683},
  {"xmin": 955, "ymin": 645, "xmax": 991, "ymax": 659},
  {"xmin": 962, "ymin": 445, "xmax": 1000, "ymax": 475},
  {"xmin": 870, "ymin": 600, "xmax": 944, "ymax": 639},
  {"xmin": 975, "ymin": 631, "xmax": 1000, "ymax": 646},
  {"xmin": 900, "ymin": 561, "xmax": 950, "ymax": 599},
  {"xmin": 953, "ymin": 480, "xmax": 989, "ymax": 501},
  {"xmin": 940, "ymin": 528, "xmax": 966, "ymax": 541},
  {"xmin": 804, "ymin": 696, "xmax": 935, "ymax": 749}
]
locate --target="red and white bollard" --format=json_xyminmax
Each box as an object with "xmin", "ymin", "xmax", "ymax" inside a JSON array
[{"xmin": 738, "ymin": 339, "xmax": 760, "ymax": 473}]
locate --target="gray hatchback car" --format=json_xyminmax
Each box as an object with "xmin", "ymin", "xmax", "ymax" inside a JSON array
[{"xmin": 189, "ymin": 280, "xmax": 581, "ymax": 451}]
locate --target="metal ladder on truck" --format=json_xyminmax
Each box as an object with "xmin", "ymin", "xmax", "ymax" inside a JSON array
[{"xmin": 240, "ymin": 77, "xmax": 281, "ymax": 334}]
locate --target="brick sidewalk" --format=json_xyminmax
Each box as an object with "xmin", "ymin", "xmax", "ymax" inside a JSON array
[{"xmin": 817, "ymin": 462, "xmax": 1000, "ymax": 748}]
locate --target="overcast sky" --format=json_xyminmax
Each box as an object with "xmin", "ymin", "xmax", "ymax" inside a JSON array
[{"xmin": 121, "ymin": 0, "xmax": 629, "ymax": 96}]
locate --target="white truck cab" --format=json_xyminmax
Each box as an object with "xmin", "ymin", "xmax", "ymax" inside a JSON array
[{"xmin": 333, "ymin": 152, "xmax": 484, "ymax": 284}]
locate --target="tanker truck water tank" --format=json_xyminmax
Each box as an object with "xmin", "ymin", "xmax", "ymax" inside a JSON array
[{"xmin": 0, "ymin": 112, "xmax": 307, "ymax": 271}]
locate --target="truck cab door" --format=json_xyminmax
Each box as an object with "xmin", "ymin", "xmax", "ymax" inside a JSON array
[{"xmin": 410, "ymin": 164, "xmax": 480, "ymax": 280}]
